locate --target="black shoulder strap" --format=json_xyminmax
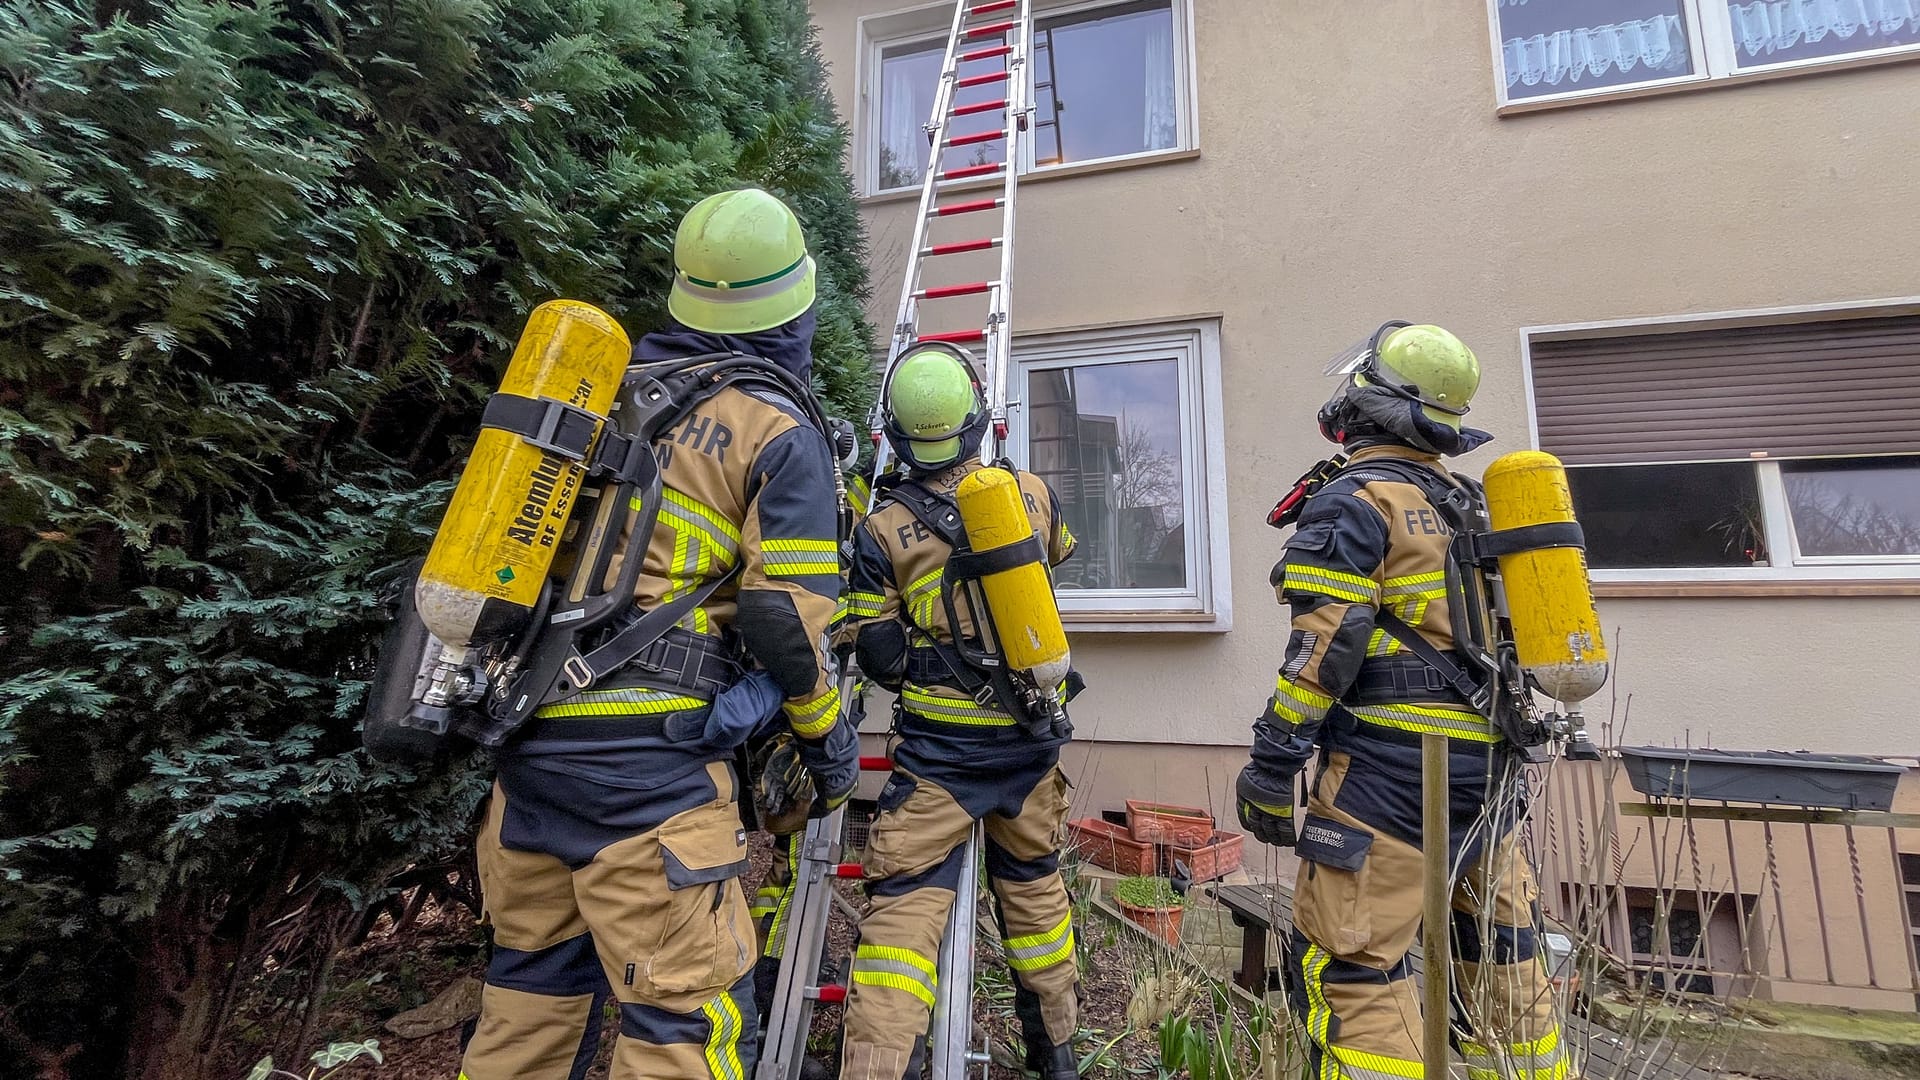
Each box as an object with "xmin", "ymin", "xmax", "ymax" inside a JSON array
[{"xmin": 883, "ymin": 479, "xmax": 967, "ymax": 550}]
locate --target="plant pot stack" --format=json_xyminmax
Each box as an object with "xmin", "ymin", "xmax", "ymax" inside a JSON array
[{"xmin": 1067, "ymin": 800, "xmax": 1245, "ymax": 883}]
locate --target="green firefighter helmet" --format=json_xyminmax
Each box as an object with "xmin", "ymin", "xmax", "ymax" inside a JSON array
[
  {"xmin": 668, "ymin": 188, "xmax": 817, "ymax": 335},
  {"xmin": 881, "ymin": 341, "xmax": 987, "ymax": 472},
  {"xmin": 1323, "ymin": 321, "xmax": 1480, "ymax": 430}
]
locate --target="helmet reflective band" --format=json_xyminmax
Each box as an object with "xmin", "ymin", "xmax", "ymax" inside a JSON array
[
  {"xmin": 668, "ymin": 189, "xmax": 817, "ymax": 335},
  {"xmin": 1357, "ymin": 324, "xmax": 1480, "ymax": 431},
  {"xmin": 883, "ymin": 343, "xmax": 984, "ymax": 470}
]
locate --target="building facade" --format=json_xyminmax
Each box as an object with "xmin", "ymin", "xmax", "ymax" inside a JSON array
[{"xmin": 810, "ymin": 0, "xmax": 1920, "ymax": 1006}]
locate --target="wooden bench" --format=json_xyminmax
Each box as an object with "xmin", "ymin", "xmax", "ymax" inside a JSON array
[{"xmin": 1208, "ymin": 882, "xmax": 1292, "ymax": 993}]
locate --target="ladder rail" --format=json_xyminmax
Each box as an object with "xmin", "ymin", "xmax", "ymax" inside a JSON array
[
  {"xmin": 982, "ymin": 0, "xmax": 1032, "ymax": 465},
  {"xmin": 754, "ymin": 800, "xmax": 847, "ymax": 1080},
  {"xmin": 929, "ymin": 822, "xmax": 989, "ymax": 1080}
]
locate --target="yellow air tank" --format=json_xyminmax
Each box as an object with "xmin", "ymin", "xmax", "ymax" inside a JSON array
[
  {"xmin": 954, "ymin": 466, "xmax": 1071, "ymax": 688},
  {"xmin": 1482, "ymin": 451, "xmax": 1609, "ymax": 707},
  {"xmin": 415, "ymin": 300, "xmax": 632, "ymax": 651}
]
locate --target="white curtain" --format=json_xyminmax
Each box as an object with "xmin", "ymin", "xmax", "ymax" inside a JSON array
[
  {"xmin": 1727, "ymin": 0, "xmax": 1920, "ymax": 59},
  {"xmin": 882, "ymin": 62, "xmax": 926, "ymax": 186},
  {"xmin": 1141, "ymin": 17, "xmax": 1178, "ymax": 151},
  {"xmin": 1502, "ymin": 14, "xmax": 1689, "ymax": 88}
]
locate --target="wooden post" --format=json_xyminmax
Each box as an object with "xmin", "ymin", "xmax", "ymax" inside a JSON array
[{"xmin": 1422, "ymin": 732, "xmax": 1451, "ymax": 1078}]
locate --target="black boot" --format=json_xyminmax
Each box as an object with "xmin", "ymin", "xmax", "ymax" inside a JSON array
[
  {"xmin": 1033, "ymin": 1039, "xmax": 1077, "ymax": 1080},
  {"xmin": 901, "ymin": 1038, "xmax": 927, "ymax": 1080}
]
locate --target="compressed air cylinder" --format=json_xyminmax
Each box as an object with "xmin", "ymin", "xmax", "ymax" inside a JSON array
[
  {"xmin": 1482, "ymin": 450, "xmax": 1610, "ymax": 707},
  {"xmin": 953, "ymin": 467, "xmax": 1072, "ymax": 688},
  {"xmin": 415, "ymin": 300, "xmax": 632, "ymax": 650}
]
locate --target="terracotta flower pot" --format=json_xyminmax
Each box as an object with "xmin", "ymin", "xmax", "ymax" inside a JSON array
[{"xmin": 1117, "ymin": 898, "xmax": 1185, "ymax": 945}]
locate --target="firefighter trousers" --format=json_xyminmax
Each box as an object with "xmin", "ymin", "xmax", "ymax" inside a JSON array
[
  {"xmin": 840, "ymin": 764, "xmax": 1078, "ymax": 1080},
  {"xmin": 460, "ymin": 758, "xmax": 759, "ymax": 1080},
  {"xmin": 1288, "ymin": 749, "xmax": 1571, "ymax": 1080},
  {"xmin": 750, "ymin": 830, "xmax": 803, "ymax": 1027}
]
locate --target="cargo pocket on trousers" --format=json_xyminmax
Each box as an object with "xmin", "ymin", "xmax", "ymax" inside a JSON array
[
  {"xmin": 1293, "ymin": 814, "xmax": 1375, "ymax": 957},
  {"xmin": 862, "ymin": 771, "xmax": 920, "ymax": 879},
  {"xmin": 646, "ymin": 805, "xmax": 753, "ymax": 998}
]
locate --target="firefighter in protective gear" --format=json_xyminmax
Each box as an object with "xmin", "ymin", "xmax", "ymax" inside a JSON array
[
  {"xmin": 460, "ymin": 188, "xmax": 857, "ymax": 1080},
  {"xmin": 1238, "ymin": 323, "xmax": 1574, "ymax": 1080},
  {"xmin": 749, "ymin": 451, "xmax": 879, "ymax": 1036},
  {"xmin": 840, "ymin": 345, "xmax": 1081, "ymax": 1080}
]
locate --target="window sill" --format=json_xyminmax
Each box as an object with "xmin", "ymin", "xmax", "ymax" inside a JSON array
[
  {"xmin": 1496, "ymin": 48, "xmax": 1920, "ymax": 117},
  {"xmin": 1062, "ymin": 609, "xmax": 1231, "ymax": 633},
  {"xmin": 859, "ymin": 147, "xmax": 1201, "ymax": 205},
  {"xmin": 1594, "ymin": 580, "xmax": 1920, "ymax": 599}
]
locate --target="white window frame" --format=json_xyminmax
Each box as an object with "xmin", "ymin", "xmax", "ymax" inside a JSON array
[
  {"xmin": 1519, "ymin": 296, "xmax": 1920, "ymax": 584},
  {"xmin": 1004, "ymin": 317, "xmax": 1230, "ymax": 631},
  {"xmin": 1485, "ymin": 0, "xmax": 1920, "ymax": 109},
  {"xmin": 854, "ymin": 0, "xmax": 1198, "ymax": 197}
]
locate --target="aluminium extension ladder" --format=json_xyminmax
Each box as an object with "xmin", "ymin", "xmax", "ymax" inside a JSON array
[{"xmin": 756, "ymin": 1, "xmax": 1037, "ymax": 1077}]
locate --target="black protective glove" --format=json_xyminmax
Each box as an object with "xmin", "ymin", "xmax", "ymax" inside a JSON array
[
  {"xmin": 794, "ymin": 708, "xmax": 858, "ymax": 817},
  {"xmin": 1236, "ymin": 765, "xmax": 1298, "ymax": 848}
]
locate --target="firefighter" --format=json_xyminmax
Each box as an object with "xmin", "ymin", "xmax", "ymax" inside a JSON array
[
  {"xmin": 839, "ymin": 345, "xmax": 1081, "ymax": 1080},
  {"xmin": 1236, "ymin": 323, "xmax": 1572, "ymax": 1080},
  {"xmin": 459, "ymin": 188, "xmax": 858, "ymax": 1080}
]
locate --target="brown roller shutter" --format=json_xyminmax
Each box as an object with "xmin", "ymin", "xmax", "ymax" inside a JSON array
[{"xmin": 1531, "ymin": 315, "xmax": 1920, "ymax": 465}]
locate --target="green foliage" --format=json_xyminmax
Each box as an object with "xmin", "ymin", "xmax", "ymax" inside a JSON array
[
  {"xmin": 1115, "ymin": 875, "xmax": 1183, "ymax": 909},
  {"xmin": 0, "ymin": 0, "xmax": 875, "ymax": 1071}
]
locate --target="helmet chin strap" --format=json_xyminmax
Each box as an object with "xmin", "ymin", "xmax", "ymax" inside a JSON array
[{"xmin": 1325, "ymin": 382, "xmax": 1492, "ymax": 457}]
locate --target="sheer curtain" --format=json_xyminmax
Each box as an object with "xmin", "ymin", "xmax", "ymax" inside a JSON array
[
  {"xmin": 1502, "ymin": 14, "xmax": 1689, "ymax": 88},
  {"xmin": 1141, "ymin": 17, "xmax": 1177, "ymax": 151},
  {"xmin": 1727, "ymin": 0, "xmax": 1920, "ymax": 58},
  {"xmin": 882, "ymin": 62, "xmax": 926, "ymax": 187}
]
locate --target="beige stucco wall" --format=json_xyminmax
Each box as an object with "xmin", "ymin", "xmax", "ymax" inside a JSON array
[{"xmin": 808, "ymin": 0, "xmax": 1920, "ymax": 758}]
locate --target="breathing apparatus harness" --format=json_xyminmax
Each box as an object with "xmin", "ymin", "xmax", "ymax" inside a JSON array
[
  {"xmin": 369, "ymin": 351, "xmax": 843, "ymax": 759},
  {"xmin": 872, "ymin": 468, "xmax": 1077, "ymax": 742},
  {"xmin": 1267, "ymin": 453, "xmax": 1595, "ymax": 760}
]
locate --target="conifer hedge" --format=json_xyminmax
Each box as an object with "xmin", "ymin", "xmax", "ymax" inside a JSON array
[{"xmin": 0, "ymin": 1, "xmax": 874, "ymax": 1074}]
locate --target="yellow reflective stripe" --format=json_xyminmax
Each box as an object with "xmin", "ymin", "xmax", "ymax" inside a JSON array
[
  {"xmin": 784, "ymin": 686, "xmax": 841, "ymax": 737},
  {"xmin": 905, "ymin": 568, "xmax": 943, "ymax": 626},
  {"xmin": 1282, "ymin": 567, "xmax": 1378, "ymax": 605},
  {"xmin": 700, "ymin": 990, "xmax": 746, "ymax": 1080},
  {"xmin": 1005, "ymin": 914, "xmax": 1074, "ymax": 971},
  {"xmin": 763, "ymin": 842, "xmax": 801, "ymax": 958},
  {"xmin": 852, "ymin": 944, "xmax": 939, "ymax": 1008},
  {"xmin": 1350, "ymin": 702, "xmax": 1498, "ymax": 742},
  {"xmin": 661, "ymin": 488, "xmax": 742, "ymax": 545},
  {"xmin": 1286, "ymin": 564, "xmax": 1380, "ymax": 595},
  {"xmin": 1301, "ymin": 945, "xmax": 1340, "ymax": 1080},
  {"xmin": 1513, "ymin": 1028, "xmax": 1559, "ymax": 1058},
  {"xmin": 1381, "ymin": 571, "xmax": 1444, "ymax": 597},
  {"xmin": 852, "ymin": 970, "xmax": 936, "ymax": 1008},
  {"xmin": 832, "ymin": 596, "xmax": 850, "ymax": 622},
  {"xmin": 534, "ymin": 689, "xmax": 706, "ymax": 718},
  {"xmin": 1243, "ymin": 799, "xmax": 1292, "ymax": 817},
  {"xmin": 1365, "ymin": 627, "xmax": 1402, "ymax": 657},
  {"xmin": 1270, "ymin": 676, "xmax": 1334, "ymax": 726},
  {"xmin": 763, "ymin": 538, "xmax": 837, "ymax": 553},
  {"xmin": 901, "ymin": 686, "xmax": 1015, "ymax": 726},
  {"xmin": 1329, "ymin": 1046, "xmax": 1425, "ymax": 1079},
  {"xmin": 845, "ymin": 590, "xmax": 887, "ymax": 618}
]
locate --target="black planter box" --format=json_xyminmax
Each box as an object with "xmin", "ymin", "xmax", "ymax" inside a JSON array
[{"xmin": 1619, "ymin": 747, "xmax": 1906, "ymax": 812}]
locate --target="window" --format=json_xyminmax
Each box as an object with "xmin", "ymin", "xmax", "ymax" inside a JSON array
[
  {"xmin": 863, "ymin": 0, "xmax": 1193, "ymax": 194},
  {"xmin": 1489, "ymin": 0, "xmax": 1920, "ymax": 106},
  {"xmin": 1525, "ymin": 307, "xmax": 1920, "ymax": 581},
  {"xmin": 1007, "ymin": 319, "xmax": 1229, "ymax": 628}
]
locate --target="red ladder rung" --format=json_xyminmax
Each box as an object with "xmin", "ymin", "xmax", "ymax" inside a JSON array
[
  {"xmin": 930, "ymin": 197, "xmax": 1002, "ymax": 218},
  {"xmin": 923, "ymin": 237, "xmax": 1001, "ymax": 256},
  {"xmin": 917, "ymin": 280, "xmax": 993, "ymax": 300},
  {"xmin": 923, "ymin": 328, "xmax": 986, "ymax": 345},
  {"xmin": 811, "ymin": 984, "xmax": 848, "ymax": 1004},
  {"xmin": 956, "ymin": 70, "xmax": 1010, "ymax": 89},
  {"xmin": 858, "ymin": 755, "xmax": 895, "ymax": 772},
  {"xmin": 946, "ymin": 129, "xmax": 1002, "ymax": 148},
  {"xmin": 938, "ymin": 162, "xmax": 1005, "ymax": 182},
  {"xmin": 965, "ymin": 20, "xmax": 1016, "ymax": 38},
  {"xmin": 951, "ymin": 98, "xmax": 1007, "ymax": 117},
  {"xmin": 969, "ymin": 0, "xmax": 1018, "ymax": 15},
  {"xmin": 958, "ymin": 44, "xmax": 1012, "ymax": 63},
  {"xmin": 831, "ymin": 863, "xmax": 866, "ymax": 879}
]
